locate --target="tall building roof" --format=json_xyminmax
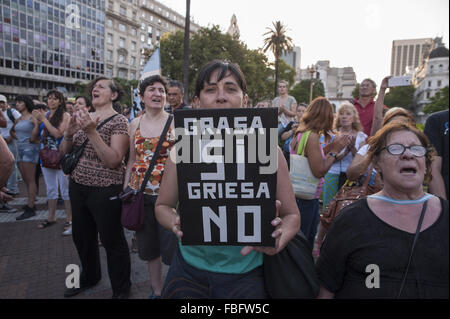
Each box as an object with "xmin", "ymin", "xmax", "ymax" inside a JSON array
[{"xmin": 429, "ymin": 46, "xmax": 449, "ymax": 59}]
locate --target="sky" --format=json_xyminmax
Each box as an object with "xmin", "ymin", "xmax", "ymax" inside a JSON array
[{"xmin": 158, "ymin": 0, "xmax": 449, "ymax": 85}]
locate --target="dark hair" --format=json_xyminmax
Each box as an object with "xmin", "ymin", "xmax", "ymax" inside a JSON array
[
  {"xmin": 194, "ymin": 60, "xmax": 247, "ymax": 98},
  {"xmin": 75, "ymin": 95, "xmax": 93, "ymax": 111},
  {"xmin": 139, "ymin": 75, "xmax": 168, "ymax": 97},
  {"xmin": 87, "ymin": 77, "xmax": 124, "ymax": 103},
  {"xmin": 15, "ymin": 95, "xmax": 35, "ymax": 113},
  {"xmin": 168, "ymin": 80, "xmax": 184, "ymax": 93},
  {"xmin": 46, "ymin": 90, "xmax": 66, "ymax": 134}
]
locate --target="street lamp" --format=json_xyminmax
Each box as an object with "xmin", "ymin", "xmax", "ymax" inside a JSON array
[{"xmin": 307, "ymin": 64, "xmax": 316, "ymax": 104}]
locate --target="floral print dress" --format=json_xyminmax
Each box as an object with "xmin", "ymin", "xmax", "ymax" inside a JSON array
[{"xmin": 128, "ymin": 121, "xmax": 175, "ymax": 195}]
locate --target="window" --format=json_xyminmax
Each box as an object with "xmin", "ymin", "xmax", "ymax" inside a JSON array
[
  {"xmin": 106, "ymin": 67, "xmax": 113, "ymax": 77},
  {"xmin": 437, "ymin": 80, "xmax": 442, "ymax": 87},
  {"xmin": 119, "ymin": 37, "xmax": 125, "ymax": 47},
  {"xmin": 140, "ymin": 34, "xmax": 145, "ymax": 42},
  {"xmin": 426, "ymin": 92, "xmax": 430, "ymax": 99},
  {"xmin": 107, "ymin": 49, "xmax": 113, "ymax": 60},
  {"xmin": 118, "ymin": 54, "xmax": 124, "ymax": 63},
  {"xmin": 131, "ymin": 41, "xmax": 136, "ymax": 50},
  {"xmin": 120, "ymin": 6, "xmax": 126, "ymax": 16},
  {"xmin": 107, "ymin": 33, "xmax": 113, "ymax": 44},
  {"xmin": 107, "ymin": 19, "xmax": 112, "ymax": 27},
  {"xmin": 119, "ymin": 23, "xmax": 126, "ymax": 32},
  {"xmin": 130, "ymin": 56, "xmax": 136, "ymax": 66},
  {"xmin": 132, "ymin": 11, "xmax": 137, "ymax": 20},
  {"xmin": 428, "ymin": 81, "xmax": 431, "ymax": 87},
  {"xmin": 108, "ymin": 1, "xmax": 113, "ymax": 10},
  {"xmin": 131, "ymin": 28, "xmax": 137, "ymax": 36}
]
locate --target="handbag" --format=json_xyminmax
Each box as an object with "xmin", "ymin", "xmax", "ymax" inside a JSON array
[
  {"xmin": 40, "ymin": 145, "xmax": 62, "ymax": 169},
  {"xmin": 264, "ymin": 231, "xmax": 320, "ymax": 299},
  {"xmin": 40, "ymin": 116, "xmax": 62, "ymax": 169},
  {"xmin": 120, "ymin": 115, "xmax": 173, "ymax": 231},
  {"xmin": 60, "ymin": 114, "xmax": 118, "ymax": 175},
  {"xmin": 320, "ymin": 164, "xmax": 382, "ymax": 230},
  {"xmin": 289, "ymin": 130, "xmax": 320, "ymax": 200}
]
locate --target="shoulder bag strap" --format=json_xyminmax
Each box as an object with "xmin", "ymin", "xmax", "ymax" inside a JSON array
[
  {"xmin": 397, "ymin": 200, "xmax": 428, "ymax": 298},
  {"xmin": 139, "ymin": 114, "xmax": 173, "ymax": 193},
  {"xmin": 297, "ymin": 130, "xmax": 311, "ymax": 156},
  {"xmin": 76, "ymin": 113, "xmax": 119, "ymax": 150}
]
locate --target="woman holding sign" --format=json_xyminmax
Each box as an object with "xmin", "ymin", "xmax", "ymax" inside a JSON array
[{"xmin": 155, "ymin": 60, "xmax": 301, "ymax": 298}]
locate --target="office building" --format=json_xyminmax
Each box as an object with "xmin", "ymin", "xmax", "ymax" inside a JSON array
[
  {"xmin": 0, "ymin": 0, "xmax": 106, "ymax": 99},
  {"xmin": 390, "ymin": 37, "xmax": 443, "ymax": 76}
]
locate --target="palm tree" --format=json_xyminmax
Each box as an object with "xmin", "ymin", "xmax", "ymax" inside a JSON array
[{"xmin": 263, "ymin": 21, "xmax": 294, "ymax": 97}]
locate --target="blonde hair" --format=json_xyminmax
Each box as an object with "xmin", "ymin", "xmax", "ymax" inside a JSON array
[
  {"xmin": 334, "ymin": 102, "xmax": 363, "ymax": 132},
  {"xmin": 382, "ymin": 107, "xmax": 415, "ymax": 127}
]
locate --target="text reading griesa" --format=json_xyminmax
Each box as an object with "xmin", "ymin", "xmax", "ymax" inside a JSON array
[{"xmin": 180, "ymin": 303, "xmax": 270, "ymax": 316}]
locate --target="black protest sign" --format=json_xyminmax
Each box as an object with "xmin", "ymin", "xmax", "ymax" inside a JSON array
[{"xmin": 174, "ymin": 107, "xmax": 278, "ymax": 246}]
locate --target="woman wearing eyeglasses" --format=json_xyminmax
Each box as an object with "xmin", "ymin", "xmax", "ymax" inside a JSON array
[{"xmin": 316, "ymin": 122, "xmax": 449, "ymax": 299}]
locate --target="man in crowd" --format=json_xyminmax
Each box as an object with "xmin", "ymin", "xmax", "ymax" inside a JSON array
[
  {"xmin": 272, "ymin": 80, "xmax": 297, "ymax": 137},
  {"xmin": 353, "ymin": 78, "xmax": 384, "ymax": 136},
  {"xmin": 166, "ymin": 80, "xmax": 189, "ymax": 113}
]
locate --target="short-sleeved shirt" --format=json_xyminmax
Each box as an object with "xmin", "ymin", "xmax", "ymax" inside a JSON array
[
  {"xmin": 424, "ymin": 110, "xmax": 449, "ymax": 199},
  {"xmin": 70, "ymin": 114, "xmax": 129, "ymax": 187},
  {"xmin": 1, "ymin": 108, "xmax": 21, "ymax": 140},
  {"xmin": 272, "ymin": 95, "xmax": 297, "ymax": 127},
  {"xmin": 316, "ymin": 198, "xmax": 449, "ymax": 299},
  {"xmin": 328, "ymin": 131, "xmax": 367, "ymax": 175}
]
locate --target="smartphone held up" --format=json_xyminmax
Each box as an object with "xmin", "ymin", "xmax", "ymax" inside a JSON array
[{"xmin": 388, "ymin": 76, "xmax": 412, "ymax": 87}]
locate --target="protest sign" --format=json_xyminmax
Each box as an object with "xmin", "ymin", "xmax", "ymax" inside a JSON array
[{"xmin": 174, "ymin": 107, "xmax": 278, "ymax": 246}]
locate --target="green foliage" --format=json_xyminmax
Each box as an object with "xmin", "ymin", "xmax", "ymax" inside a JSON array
[
  {"xmin": 352, "ymin": 83, "xmax": 360, "ymax": 99},
  {"xmin": 423, "ymin": 86, "xmax": 449, "ymax": 114},
  {"xmin": 290, "ymin": 79, "xmax": 325, "ymax": 104},
  {"xmin": 384, "ymin": 85, "xmax": 416, "ymax": 111},
  {"xmin": 113, "ymin": 78, "xmax": 139, "ymax": 107},
  {"xmin": 160, "ymin": 25, "xmax": 273, "ymax": 105}
]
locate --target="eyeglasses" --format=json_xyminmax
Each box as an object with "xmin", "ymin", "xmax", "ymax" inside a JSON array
[{"xmin": 382, "ymin": 144, "xmax": 427, "ymax": 157}]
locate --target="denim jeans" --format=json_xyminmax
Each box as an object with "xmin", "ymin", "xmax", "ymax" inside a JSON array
[
  {"xmin": 162, "ymin": 247, "xmax": 268, "ymax": 299},
  {"xmin": 296, "ymin": 198, "xmax": 319, "ymax": 250}
]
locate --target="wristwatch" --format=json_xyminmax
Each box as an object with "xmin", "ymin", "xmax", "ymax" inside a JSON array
[{"xmin": 328, "ymin": 152, "xmax": 338, "ymax": 159}]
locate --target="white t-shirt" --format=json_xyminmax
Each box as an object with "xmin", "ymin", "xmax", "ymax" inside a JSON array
[
  {"xmin": 328, "ymin": 131, "xmax": 368, "ymax": 175},
  {"xmin": 1, "ymin": 108, "xmax": 21, "ymax": 139}
]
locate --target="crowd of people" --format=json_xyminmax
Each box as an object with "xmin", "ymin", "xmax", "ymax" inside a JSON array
[{"xmin": 0, "ymin": 59, "xmax": 448, "ymax": 299}]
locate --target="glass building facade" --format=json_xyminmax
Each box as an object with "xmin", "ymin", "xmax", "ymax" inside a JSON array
[{"xmin": 0, "ymin": 0, "xmax": 105, "ymax": 98}]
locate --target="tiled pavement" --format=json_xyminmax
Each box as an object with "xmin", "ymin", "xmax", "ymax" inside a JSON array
[{"xmin": 0, "ymin": 177, "xmax": 168, "ymax": 299}]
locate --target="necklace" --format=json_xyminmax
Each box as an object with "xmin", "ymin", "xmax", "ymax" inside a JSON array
[{"xmin": 368, "ymin": 193, "xmax": 433, "ymax": 205}]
